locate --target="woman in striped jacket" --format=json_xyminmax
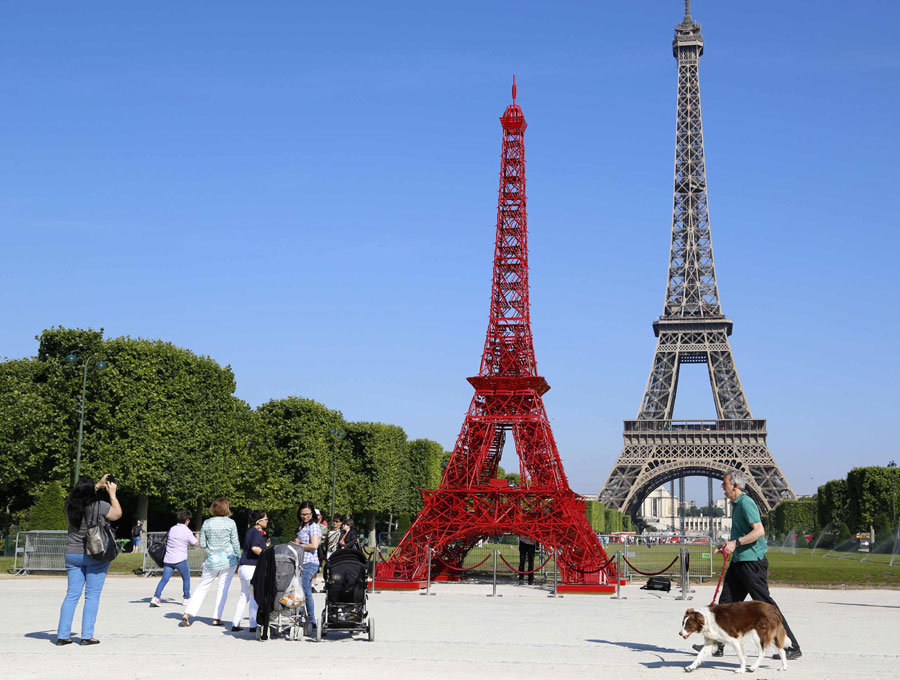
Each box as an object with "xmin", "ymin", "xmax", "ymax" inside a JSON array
[{"xmin": 180, "ymin": 498, "xmax": 240, "ymax": 627}]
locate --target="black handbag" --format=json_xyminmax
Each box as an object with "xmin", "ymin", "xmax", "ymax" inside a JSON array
[
  {"xmin": 148, "ymin": 530, "xmax": 169, "ymax": 567},
  {"xmin": 85, "ymin": 502, "xmax": 120, "ymax": 562}
]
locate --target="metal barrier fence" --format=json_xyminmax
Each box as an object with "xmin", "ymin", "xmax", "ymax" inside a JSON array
[
  {"xmin": 141, "ymin": 532, "xmax": 207, "ymax": 576},
  {"xmin": 599, "ymin": 535, "xmax": 715, "ymax": 582},
  {"xmin": 374, "ymin": 532, "xmax": 714, "ymax": 582},
  {"xmin": 376, "ymin": 533, "xmax": 555, "ymax": 583},
  {"xmin": 13, "ymin": 531, "xmax": 68, "ymax": 574}
]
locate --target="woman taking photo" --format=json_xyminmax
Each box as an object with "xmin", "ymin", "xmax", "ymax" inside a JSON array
[
  {"xmin": 230, "ymin": 509, "xmax": 268, "ymax": 632},
  {"xmin": 149, "ymin": 510, "xmax": 198, "ymax": 607},
  {"xmin": 180, "ymin": 498, "xmax": 240, "ymax": 627},
  {"xmin": 295, "ymin": 501, "xmax": 321, "ymax": 633},
  {"xmin": 56, "ymin": 474, "xmax": 122, "ymax": 646}
]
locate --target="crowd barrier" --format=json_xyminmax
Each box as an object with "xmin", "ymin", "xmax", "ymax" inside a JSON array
[
  {"xmin": 598, "ymin": 535, "xmax": 714, "ymax": 582},
  {"xmin": 141, "ymin": 532, "xmax": 206, "ymax": 576},
  {"xmin": 12, "ymin": 531, "xmax": 67, "ymax": 574}
]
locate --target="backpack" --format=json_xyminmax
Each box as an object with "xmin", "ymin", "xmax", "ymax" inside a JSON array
[{"xmin": 640, "ymin": 576, "xmax": 671, "ymax": 592}]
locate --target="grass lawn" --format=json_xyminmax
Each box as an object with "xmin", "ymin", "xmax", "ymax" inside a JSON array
[{"xmin": 766, "ymin": 548, "xmax": 900, "ymax": 587}]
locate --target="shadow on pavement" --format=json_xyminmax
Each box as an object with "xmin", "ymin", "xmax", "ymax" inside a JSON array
[
  {"xmin": 23, "ymin": 631, "xmax": 58, "ymax": 644},
  {"xmin": 824, "ymin": 602, "xmax": 900, "ymax": 609}
]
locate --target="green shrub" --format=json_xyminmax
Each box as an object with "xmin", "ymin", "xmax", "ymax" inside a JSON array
[
  {"xmin": 23, "ymin": 481, "xmax": 68, "ymax": 531},
  {"xmin": 584, "ymin": 500, "xmax": 606, "ymax": 532}
]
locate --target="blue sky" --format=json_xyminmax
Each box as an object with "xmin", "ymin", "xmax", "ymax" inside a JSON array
[{"xmin": 2, "ymin": 1, "xmax": 898, "ymax": 499}]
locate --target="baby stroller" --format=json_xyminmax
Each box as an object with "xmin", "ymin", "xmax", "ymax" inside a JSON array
[
  {"xmin": 253, "ymin": 542, "xmax": 310, "ymax": 641},
  {"xmin": 318, "ymin": 548, "xmax": 373, "ymax": 642}
]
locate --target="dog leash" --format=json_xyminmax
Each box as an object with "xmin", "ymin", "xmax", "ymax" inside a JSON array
[{"xmin": 709, "ymin": 552, "xmax": 730, "ymax": 606}]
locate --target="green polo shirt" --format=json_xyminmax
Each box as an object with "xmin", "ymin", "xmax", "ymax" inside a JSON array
[{"xmin": 730, "ymin": 492, "xmax": 767, "ymax": 562}]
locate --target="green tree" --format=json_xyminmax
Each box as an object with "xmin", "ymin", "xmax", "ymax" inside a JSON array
[
  {"xmin": 405, "ymin": 439, "xmax": 446, "ymax": 513},
  {"xmin": 346, "ymin": 422, "xmax": 408, "ymax": 542},
  {"xmin": 0, "ymin": 358, "xmax": 62, "ymax": 530},
  {"xmin": 254, "ymin": 396, "xmax": 349, "ymax": 515},
  {"xmin": 22, "ymin": 481, "xmax": 69, "ymax": 531},
  {"xmin": 817, "ymin": 479, "xmax": 848, "ymax": 530},
  {"xmin": 584, "ymin": 500, "xmax": 606, "ymax": 531},
  {"xmin": 847, "ymin": 466, "xmax": 900, "ymax": 533}
]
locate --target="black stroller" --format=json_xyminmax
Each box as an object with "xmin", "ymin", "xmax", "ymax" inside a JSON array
[{"xmin": 317, "ymin": 548, "xmax": 373, "ymax": 642}]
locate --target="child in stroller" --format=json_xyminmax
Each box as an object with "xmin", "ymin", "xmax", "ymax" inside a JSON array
[
  {"xmin": 318, "ymin": 547, "xmax": 373, "ymax": 642},
  {"xmin": 251, "ymin": 542, "xmax": 311, "ymax": 640}
]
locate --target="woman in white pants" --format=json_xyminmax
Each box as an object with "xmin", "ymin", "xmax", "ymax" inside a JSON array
[
  {"xmin": 180, "ymin": 498, "xmax": 240, "ymax": 627},
  {"xmin": 231, "ymin": 510, "xmax": 269, "ymax": 632}
]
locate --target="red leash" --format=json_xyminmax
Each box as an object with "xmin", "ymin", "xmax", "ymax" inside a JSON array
[{"xmin": 710, "ymin": 552, "xmax": 730, "ymax": 606}]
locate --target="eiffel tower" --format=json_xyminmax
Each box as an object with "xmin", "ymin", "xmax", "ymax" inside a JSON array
[
  {"xmin": 599, "ymin": 1, "xmax": 795, "ymax": 518},
  {"xmin": 376, "ymin": 79, "xmax": 613, "ymax": 587}
]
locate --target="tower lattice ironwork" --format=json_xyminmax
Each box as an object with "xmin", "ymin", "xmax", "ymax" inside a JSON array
[
  {"xmin": 376, "ymin": 79, "xmax": 613, "ymax": 586},
  {"xmin": 599, "ymin": 2, "xmax": 795, "ymax": 517}
]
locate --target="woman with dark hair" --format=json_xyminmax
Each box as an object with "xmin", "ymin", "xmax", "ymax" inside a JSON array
[
  {"xmin": 338, "ymin": 517, "xmax": 361, "ymax": 552},
  {"xmin": 150, "ymin": 510, "xmax": 198, "ymax": 607},
  {"xmin": 293, "ymin": 501, "xmax": 321, "ymax": 633},
  {"xmin": 56, "ymin": 474, "xmax": 122, "ymax": 646},
  {"xmin": 230, "ymin": 509, "xmax": 269, "ymax": 632},
  {"xmin": 180, "ymin": 498, "xmax": 240, "ymax": 627}
]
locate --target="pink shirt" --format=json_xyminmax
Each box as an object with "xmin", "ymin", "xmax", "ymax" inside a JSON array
[{"xmin": 164, "ymin": 523, "xmax": 199, "ymax": 564}]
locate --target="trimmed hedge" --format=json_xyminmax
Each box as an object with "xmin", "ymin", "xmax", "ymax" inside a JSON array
[
  {"xmin": 584, "ymin": 500, "xmax": 606, "ymax": 532},
  {"xmin": 772, "ymin": 500, "xmax": 818, "ymax": 536}
]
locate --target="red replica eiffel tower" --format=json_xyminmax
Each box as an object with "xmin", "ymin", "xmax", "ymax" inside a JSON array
[{"xmin": 376, "ymin": 79, "xmax": 613, "ymax": 588}]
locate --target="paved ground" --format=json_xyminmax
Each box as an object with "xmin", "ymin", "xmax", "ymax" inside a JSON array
[{"xmin": 1, "ymin": 575, "xmax": 898, "ymax": 679}]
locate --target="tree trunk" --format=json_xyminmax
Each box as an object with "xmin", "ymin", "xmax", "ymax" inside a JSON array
[
  {"xmin": 366, "ymin": 510, "xmax": 377, "ymax": 546},
  {"xmin": 136, "ymin": 493, "xmax": 149, "ymax": 529},
  {"xmin": 195, "ymin": 499, "xmax": 204, "ymax": 532}
]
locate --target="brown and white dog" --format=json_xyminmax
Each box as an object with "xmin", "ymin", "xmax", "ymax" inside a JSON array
[{"xmin": 679, "ymin": 602, "xmax": 788, "ymax": 673}]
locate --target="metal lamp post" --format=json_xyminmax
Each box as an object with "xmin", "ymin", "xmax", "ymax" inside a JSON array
[
  {"xmin": 328, "ymin": 428, "xmax": 345, "ymax": 522},
  {"xmin": 65, "ymin": 353, "xmax": 108, "ymax": 485}
]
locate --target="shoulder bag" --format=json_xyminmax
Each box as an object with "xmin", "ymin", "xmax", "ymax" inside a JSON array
[
  {"xmin": 148, "ymin": 530, "xmax": 170, "ymax": 567},
  {"xmin": 85, "ymin": 502, "xmax": 120, "ymax": 562}
]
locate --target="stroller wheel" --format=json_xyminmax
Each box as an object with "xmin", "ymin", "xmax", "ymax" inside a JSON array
[{"xmin": 368, "ymin": 616, "xmax": 375, "ymax": 642}]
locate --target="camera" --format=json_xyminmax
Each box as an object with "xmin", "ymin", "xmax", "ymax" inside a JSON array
[{"xmin": 106, "ymin": 474, "xmax": 116, "ymax": 485}]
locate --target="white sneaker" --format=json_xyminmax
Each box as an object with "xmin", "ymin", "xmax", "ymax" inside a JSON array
[
  {"xmin": 183, "ymin": 598, "xmax": 190, "ymax": 608},
  {"xmin": 149, "ymin": 597, "xmax": 161, "ymax": 607}
]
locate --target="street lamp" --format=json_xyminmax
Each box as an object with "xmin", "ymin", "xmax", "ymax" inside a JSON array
[
  {"xmin": 328, "ymin": 428, "xmax": 345, "ymax": 522},
  {"xmin": 64, "ymin": 353, "xmax": 108, "ymax": 485}
]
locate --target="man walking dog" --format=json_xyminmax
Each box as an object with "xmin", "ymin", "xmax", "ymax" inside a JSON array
[{"xmin": 692, "ymin": 469, "xmax": 802, "ymax": 660}]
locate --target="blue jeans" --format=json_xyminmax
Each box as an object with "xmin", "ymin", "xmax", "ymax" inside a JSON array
[
  {"xmin": 154, "ymin": 560, "xmax": 191, "ymax": 600},
  {"xmin": 301, "ymin": 562, "xmax": 317, "ymax": 623},
  {"xmin": 57, "ymin": 553, "xmax": 111, "ymax": 640}
]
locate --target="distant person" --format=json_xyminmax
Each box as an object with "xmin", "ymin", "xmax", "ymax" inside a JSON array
[
  {"xmin": 295, "ymin": 501, "xmax": 321, "ymax": 633},
  {"xmin": 180, "ymin": 498, "xmax": 240, "ymax": 627},
  {"xmin": 150, "ymin": 510, "xmax": 198, "ymax": 607},
  {"xmin": 691, "ymin": 470, "xmax": 802, "ymax": 661},
  {"xmin": 231, "ymin": 509, "xmax": 269, "ymax": 633},
  {"xmin": 338, "ymin": 517, "xmax": 361, "ymax": 552},
  {"xmin": 56, "ymin": 474, "xmax": 122, "ymax": 646},
  {"xmin": 518, "ymin": 535, "xmax": 536, "ymax": 585},
  {"xmin": 326, "ymin": 514, "xmax": 344, "ymax": 561},
  {"xmin": 132, "ymin": 519, "xmax": 143, "ymax": 552}
]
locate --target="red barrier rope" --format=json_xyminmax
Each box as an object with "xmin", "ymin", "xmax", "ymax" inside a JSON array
[
  {"xmin": 432, "ymin": 552, "xmax": 494, "ymax": 573},
  {"xmin": 710, "ymin": 552, "xmax": 730, "ymax": 605},
  {"xmin": 497, "ymin": 552, "xmax": 554, "ymax": 575},
  {"xmin": 621, "ymin": 554, "xmax": 680, "ymax": 576},
  {"xmin": 556, "ymin": 553, "xmax": 618, "ymax": 575}
]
